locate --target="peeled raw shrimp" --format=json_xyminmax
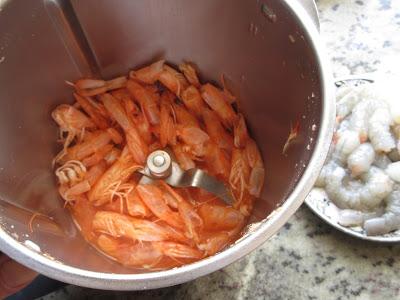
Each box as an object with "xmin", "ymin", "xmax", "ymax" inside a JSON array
[
  {"xmin": 181, "ymin": 85, "xmax": 206, "ymax": 118},
  {"xmin": 315, "ymin": 160, "xmax": 338, "ymax": 187},
  {"xmin": 100, "ymin": 93, "xmax": 148, "ymax": 164},
  {"xmin": 325, "ymin": 165, "xmax": 393, "ymax": 210},
  {"xmin": 92, "ymin": 211, "xmax": 185, "ymax": 242},
  {"xmin": 336, "ymin": 118, "xmax": 351, "ymax": 135},
  {"xmin": 332, "ymin": 130, "xmax": 360, "ymax": 163},
  {"xmin": 201, "ymin": 83, "xmax": 237, "ymax": 128},
  {"xmin": 88, "ymin": 147, "xmax": 142, "ymax": 206},
  {"xmin": 158, "ymin": 65, "xmax": 189, "ymax": 97},
  {"xmin": 364, "ymin": 189, "xmax": 400, "ymax": 235},
  {"xmin": 72, "ymin": 76, "xmax": 127, "ymax": 97},
  {"xmin": 73, "ymin": 93, "xmax": 109, "ymax": 129},
  {"xmin": 136, "ymin": 184, "xmax": 184, "ymax": 229},
  {"xmin": 385, "ymin": 162, "xmax": 400, "ymax": 183},
  {"xmin": 202, "ymin": 109, "xmax": 233, "ymax": 152},
  {"xmin": 347, "ymin": 143, "xmax": 375, "ymax": 177},
  {"xmin": 126, "ymin": 80, "xmax": 160, "ymax": 125},
  {"xmin": 373, "ymin": 153, "xmax": 392, "ymax": 169},
  {"xmin": 129, "ymin": 60, "xmax": 165, "ymax": 84},
  {"xmin": 349, "ymin": 98, "xmax": 384, "ymax": 142},
  {"xmin": 179, "ymin": 62, "xmax": 201, "ymax": 88},
  {"xmin": 337, "ymin": 207, "xmax": 384, "ymax": 227},
  {"xmin": 368, "ymin": 107, "xmax": 395, "ymax": 152},
  {"xmin": 336, "ymin": 86, "xmax": 363, "ymax": 120}
]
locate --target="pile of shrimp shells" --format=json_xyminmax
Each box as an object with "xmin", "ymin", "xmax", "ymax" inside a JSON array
[{"xmin": 315, "ymin": 78, "xmax": 400, "ymax": 236}]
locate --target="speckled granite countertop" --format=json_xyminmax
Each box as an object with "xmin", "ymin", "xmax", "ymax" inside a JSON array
[{"xmin": 40, "ymin": 1, "xmax": 400, "ymax": 299}]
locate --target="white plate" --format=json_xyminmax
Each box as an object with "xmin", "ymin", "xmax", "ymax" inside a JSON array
[{"xmin": 306, "ymin": 187, "xmax": 400, "ymax": 243}]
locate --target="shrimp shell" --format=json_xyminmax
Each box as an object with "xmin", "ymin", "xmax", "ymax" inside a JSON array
[
  {"xmin": 52, "ymin": 104, "xmax": 95, "ymax": 132},
  {"xmin": 181, "ymin": 86, "xmax": 206, "ymax": 118},
  {"xmin": 136, "ymin": 184, "xmax": 184, "ymax": 229},
  {"xmin": 158, "ymin": 65, "xmax": 189, "ymax": 97},
  {"xmin": 88, "ymin": 147, "xmax": 141, "ymax": 206},
  {"xmin": 229, "ymin": 148, "xmax": 250, "ymax": 205},
  {"xmin": 100, "ymin": 93, "xmax": 148, "ymax": 164},
  {"xmin": 85, "ymin": 161, "xmax": 107, "ymax": 186},
  {"xmin": 93, "ymin": 211, "xmax": 176, "ymax": 242},
  {"xmin": 172, "ymin": 143, "xmax": 196, "ymax": 171},
  {"xmin": 61, "ymin": 180, "xmax": 91, "ymax": 202},
  {"xmin": 202, "ymin": 109, "xmax": 233, "ymax": 152},
  {"xmin": 159, "ymin": 92, "xmax": 177, "ymax": 147},
  {"xmin": 153, "ymin": 241, "xmax": 203, "ymax": 260},
  {"xmin": 161, "ymin": 182, "xmax": 203, "ymax": 242},
  {"xmin": 127, "ymin": 80, "xmax": 160, "ymax": 125},
  {"xmin": 201, "ymin": 83, "xmax": 237, "ymax": 128},
  {"xmin": 97, "ymin": 235, "xmax": 163, "ymax": 268},
  {"xmin": 73, "ymin": 93, "xmax": 109, "ymax": 129},
  {"xmin": 233, "ymin": 114, "xmax": 249, "ymax": 148},
  {"xmin": 55, "ymin": 160, "xmax": 86, "ymax": 185},
  {"xmin": 61, "ymin": 130, "xmax": 112, "ymax": 164},
  {"xmin": 126, "ymin": 188, "xmax": 152, "ymax": 218},
  {"xmin": 198, "ymin": 203, "xmax": 244, "ymax": 230},
  {"xmin": 129, "ymin": 60, "xmax": 165, "ymax": 84},
  {"xmin": 74, "ymin": 76, "xmax": 127, "ymax": 97},
  {"xmin": 179, "ymin": 63, "xmax": 201, "ymax": 88}
]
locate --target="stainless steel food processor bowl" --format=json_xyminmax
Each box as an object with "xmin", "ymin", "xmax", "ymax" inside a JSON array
[{"xmin": 0, "ymin": 0, "xmax": 334, "ymax": 290}]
